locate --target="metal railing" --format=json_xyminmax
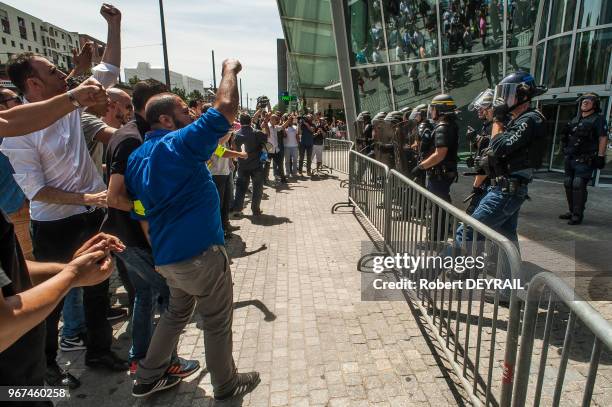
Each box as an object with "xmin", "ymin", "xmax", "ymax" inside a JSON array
[
  {"xmin": 330, "ymin": 154, "xmax": 612, "ymax": 406},
  {"xmin": 323, "ymin": 138, "xmax": 353, "ymax": 176}
]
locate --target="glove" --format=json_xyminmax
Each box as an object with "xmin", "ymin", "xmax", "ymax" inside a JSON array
[
  {"xmin": 410, "ymin": 164, "xmax": 425, "ymax": 179},
  {"xmin": 466, "ymin": 156, "xmax": 475, "ymax": 168},
  {"xmin": 492, "ymin": 98, "xmax": 510, "ymax": 122},
  {"xmin": 595, "ymin": 155, "xmax": 606, "ymax": 169}
]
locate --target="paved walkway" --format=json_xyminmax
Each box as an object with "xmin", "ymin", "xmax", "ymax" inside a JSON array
[{"xmin": 57, "ymin": 175, "xmax": 468, "ymax": 407}]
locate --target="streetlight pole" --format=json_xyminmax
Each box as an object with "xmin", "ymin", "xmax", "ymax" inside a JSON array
[
  {"xmin": 158, "ymin": 0, "xmax": 171, "ymax": 89},
  {"xmin": 240, "ymin": 78, "xmax": 243, "ymax": 110},
  {"xmin": 211, "ymin": 50, "xmax": 217, "ymax": 91}
]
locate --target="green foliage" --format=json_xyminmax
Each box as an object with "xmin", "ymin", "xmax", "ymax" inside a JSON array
[
  {"xmin": 172, "ymin": 87, "xmax": 187, "ymax": 102},
  {"xmin": 187, "ymin": 89, "xmax": 204, "ymax": 102},
  {"xmin": 128, "ymin": 75, "xmax": 140, "ymax": 87}
]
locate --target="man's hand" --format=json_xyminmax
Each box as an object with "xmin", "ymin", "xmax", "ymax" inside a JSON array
[
  {"xmin": 222, "ymin": 59, "xmax": 242, "ymax": 75},
  {"xmin": 71, "ymin": 78, "xmax": 108, "ymax": 107},
  {"xmin": 71, "ymin": 42, "xmax": 93, "ymax": 76},
  {"xmin": 410, "ymin": 164, "xmax": 425, "ymax": 179},
  {"xmin": 100, "ymin": 3, "xmax": 121, "ymax": 25},
  {"xmin": 237, "ymin": 151, "xmax": 248, "ymax": 159},
  {"xmin": 73, "ymin": 232, "xmax": 125, "ymax": 259},
  {"xmin": 65, "ymin": 248, "xmax": 114, "ymax": 288},
  {"xmin": 83, "ymin": 190, "xmax": 108, "ymax": 207}
]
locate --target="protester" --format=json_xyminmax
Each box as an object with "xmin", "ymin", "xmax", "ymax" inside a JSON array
[
  {"xmin": 283, "ymin": 113, "xmax": 300, "ymax": 177},
  {"xmin": 298, "ymin": 114, "xmax": 315, "ymax": 175},
  {"xmin": 263, "ymin": 114, "xmax": 288, "ymax": 183},
  {"xmin": 1, "ymin": 3, "xmax": 125, "ymax": 388},
  {"xmin": 231, "ymin": 113, "xmax": 268, "ymax": 216},
  {"xmin": 312, "ymin": 118, "xmax": 327, "ymax": 172}
]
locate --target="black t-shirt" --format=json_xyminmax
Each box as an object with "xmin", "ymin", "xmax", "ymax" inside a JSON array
[
  {"xmin": 0, "ymin": 210, "xmax": 47, "ymax": 389},
  {"xmin": 234, "ymin": 126, "xmax": 268, "ymax": 171},
  {"xmin": 313, "ymin": 125, "xmax": 326, "ymax": 145},
  {"xmin": 433, "ymin": 120, "xmax": 459, "ymax": 170},
  {"xmin": 102, "ymin": 117, "xmax": 151, "ymax": 249}
]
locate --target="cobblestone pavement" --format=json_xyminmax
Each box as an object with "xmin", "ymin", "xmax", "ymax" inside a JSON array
[{"xmin": 56, "ymin": 174, "xmax": 469, "ymax": 407}]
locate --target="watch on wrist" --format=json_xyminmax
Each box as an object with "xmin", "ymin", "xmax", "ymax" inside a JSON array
[{"xmin": 67, "ymin": 90, "xmax": 83, "ymax": 108}]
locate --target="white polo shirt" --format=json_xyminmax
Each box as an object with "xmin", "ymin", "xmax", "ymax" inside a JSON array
[
  {"xmin": 267, "ymin": 123, "xmax": 282, "ymax": 153},
  {"xmin": 1, "ymin": 62, "xmax": 119, "ymax": 221}
]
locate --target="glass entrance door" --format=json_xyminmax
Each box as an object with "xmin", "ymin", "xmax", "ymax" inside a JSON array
[{"xmin": 550, "ymin": 104, "xmax": 577, "ymax": 171}]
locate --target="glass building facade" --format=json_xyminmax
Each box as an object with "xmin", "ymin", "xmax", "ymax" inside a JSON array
[{"xmin": 337, "ymin": 0, "xmax": 612, "ymax": 185}]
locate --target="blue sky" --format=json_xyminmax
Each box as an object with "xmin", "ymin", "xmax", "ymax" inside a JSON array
[{"xmin": 5, "ymin": 0, "xmax": 284, "ymax": 106}]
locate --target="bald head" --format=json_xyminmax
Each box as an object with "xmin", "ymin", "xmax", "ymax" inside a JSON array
[
  {"xmin": 103, "ymin": 87, "xmax": 133, "ymax": 127},
  {"xmin": 145, "ymin": 92, "xmax": 193, "ymax": 131}
]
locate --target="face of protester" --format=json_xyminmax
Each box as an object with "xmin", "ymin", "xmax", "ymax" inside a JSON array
[
  {"xmin": 171, "ymin": 98, "xmax": 194, "ymax": 129},
  {"xmin": 27, "ymin": 56, "xmax": 69, "ymax": 100},
  {"xmin": 110, "ymin": 92, "xmax": 134, "ymax": 125},
  {"xmin": 0, "ymin": 89, "xmax": 22, "ymax": 111},
  {"xmin": 581, "ymin": 98, "xmax": 595, "ymax": 114},
  {"xmin": 270, "ymin": 115, "xmax": 279, "ymax": 125}
]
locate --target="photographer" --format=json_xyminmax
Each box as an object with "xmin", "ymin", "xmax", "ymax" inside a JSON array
[
  {"xmin": 298, "ymin": 114, "xmax": 315, "ymax": 176},
  {"xmin": 312, "ymin": 117, "xmax": 328, "ymax": 172}
]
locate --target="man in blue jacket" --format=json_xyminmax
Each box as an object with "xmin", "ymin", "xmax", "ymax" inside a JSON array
[{"xmin": 125, "ymin": 59, "xmax": 260, "ymax": 400}]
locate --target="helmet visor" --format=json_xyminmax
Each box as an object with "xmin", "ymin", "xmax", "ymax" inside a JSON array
[
  {"xmin": 494, "ymin": 83, "xmax": 519, "ymax": 108},
  {"xmin": 408, "ymin": 110, "xmax": 420, "ymax": 121},
  {"xmin": 468, "ymin": 89, "xmax": 494, "ymax": 111},
  {"xmin": 427, "ymin": 104, "xmax": 435, "ymax": 121}
]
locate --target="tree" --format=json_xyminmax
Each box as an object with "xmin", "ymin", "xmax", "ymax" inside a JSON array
[
  {"xmin": 187, "ymin": 89, "xmax": 204, "ymax": 102},
  {"xmin": 172, "ymin": 87, "xmax": 187, "ymax": 102},
  {"xmin": 272, "ymin": 104, "xmax": 279, "ymax": 112},
  {"xmin": 128, "ymin": 75, "xmax": 140, "ymax": 87}
]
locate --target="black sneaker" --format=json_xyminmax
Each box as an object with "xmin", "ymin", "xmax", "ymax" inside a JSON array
[
  {"xmin": 559, "ymin": 212, "xmax": 572, "ymax": 220},
  {"xmin": 166, "ymin": 357, "xmax": 200, "ymax": 378},
  {"xmin": 107, "ymin": 306, "xmax": 128, "ymax": 321},
  {"xmin": 214, "ymin": 372, "xmax": 260, "ymax": 403},
  {"xmin": 60, "ymin": 334, "xmax": 87, "ymax": 352},
  {"xmin": 132, "ymin": 374, "xmax": 182, "ymax": 397},
  {"xmin": 227, "ymin": 224, "xmax": 240, "ymax": 232},
  {"xmin": 46, "ymin": 363, "xmax": 80, "ymax": 389},
  {"xmin": 568, "ymin": 215, "xmax": 583, "ymax": 225},
  {"xmin": 85, "ymin": 351, "xmax": 129, "ymax": 371}
]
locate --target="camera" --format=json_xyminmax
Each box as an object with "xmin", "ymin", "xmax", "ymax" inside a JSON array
[{"xmin": 256, "ymin": 96, "xmax": 270, "ymax": 110}]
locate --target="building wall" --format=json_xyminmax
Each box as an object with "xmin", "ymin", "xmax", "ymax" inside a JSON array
[
  {"xmin": 124, "ymin": 62, "xmax": 204, "ymax": 95},
  {"xmin": 0, "ymin": 2, "xmax": 45, "ymax": 64}
]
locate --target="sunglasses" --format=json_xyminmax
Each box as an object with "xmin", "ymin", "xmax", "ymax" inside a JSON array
[{"xmin": 0, "ymin": 96, "xmax": 22, "ymax": 105}]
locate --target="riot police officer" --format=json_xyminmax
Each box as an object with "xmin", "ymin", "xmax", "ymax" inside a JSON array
[
  {"xmin": 385, "ymin": 111, "xmax": 411, "ymax": 175},
  {"xmin": 408, "ymin": 104, "xmax": 434, "ymax": 186},
  {"xmin": 371, "ymin": 111, "xmax": 388, "ymax": 162},
  {"xmin": 355, "ymin": 111, "xmax": 373, "ymax": 154},
  {"xmin": 456, "ymin": 71, "xmax": 547, "ymax": 304},
  {"xmin": 465, "ymin": 89, "xmax": 494, "ymax": 214},
  {"xmin": 411, "ymin": 94, "xmax": 459, "ymax": 203},
  {"xmin": 559, "ymin": 93, "xmax": 608, "ymax": 225}
]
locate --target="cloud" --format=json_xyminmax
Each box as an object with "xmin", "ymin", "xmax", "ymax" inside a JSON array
[{"xmin": 4, "ymin": 0, "xmax": 285, "ymax": 105}]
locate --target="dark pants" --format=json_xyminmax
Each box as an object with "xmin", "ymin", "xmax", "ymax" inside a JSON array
[
  {"xmin": 298, "ymin": 144, "xmax": 313, "ymax": 173},
  {"xmin": 213, "ymin": 174, "xmax": 233, "ymax": 229},
  {"xmin": 31, "ymin": 208, "xmax": 112, "ymax": 364},
  {"xmin": 115, "ymin": 255, "xmax": 135, "ymax": 310},
  {"xmin": 266, "ymin": 152, "xmax": 285, "ymax": 180},
  {"xmin": 564, "ymin": 158, "xmax": 593, "ymax": 219},
  {"xmin": 426, "ymin": 173, "xmax": 454, "ymax": 241},
  {"xmin": 233, "ymin": 167, "xmax": 264, "ymax": 212}
]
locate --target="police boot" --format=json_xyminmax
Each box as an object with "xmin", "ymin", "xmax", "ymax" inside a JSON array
[
  {"xmin": 569, "ymin": 179, "xmax": 588, "ymax": 225},
  {"xmin": 560, "ymin": 179, "xmax": 573, "ymax": 220}
]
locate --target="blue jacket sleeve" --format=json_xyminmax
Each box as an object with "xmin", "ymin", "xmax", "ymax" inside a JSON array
[{"xmin": 171, "ymin": 108, "xmax": 231, "ymax": 163}]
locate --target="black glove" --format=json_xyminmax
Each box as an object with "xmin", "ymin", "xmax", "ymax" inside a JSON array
[
  {"xmin": 595, "ymin": 155, "xmax": 606, "ymax": 169},
  {"xmin": 410, "ymin": 164, "xmax": 425, "ymax": 179},
  {"xmin": 466, "ymin": 156, "xmax": 475, "ymax": 168},
  {"xmin": 492, "ymin": 98, "xmax": 510, "ymax": 122}
]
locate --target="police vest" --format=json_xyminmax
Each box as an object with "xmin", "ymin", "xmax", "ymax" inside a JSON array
[
  {"xmin": 432, "ymin": 120, "xmax": 459, "ymax": 171},
  {"xmin": 565, "ymin": 113, "xmax": 605, "ymax": 157},
  {"xmin": 418, "ymin": 121, "xmax": 434, "ymax": 160}
]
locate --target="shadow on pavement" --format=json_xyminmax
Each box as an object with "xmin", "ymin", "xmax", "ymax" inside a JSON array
[
  {"xmin": 225, "ymin": 234, "xmax": 267, "ymax": 259},
  {"xmin": 234, "ymin": 299, "xmax": 277, "ymax": 322},
  {"xmin": 244, "ymin": 213, "xmax": 292, "ymax": 226}
]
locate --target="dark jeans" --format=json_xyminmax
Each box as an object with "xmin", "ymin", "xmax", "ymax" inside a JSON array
[
  {"xmin": 116, "ymin": 247, "xmax": 170, "ymax": 362},
  {"xmin": 265, "ymin": 152, "xmax": 285, "ymax": 180},
  {"xmin": 426, "ymin": 174, "xmax": 453, "ymax": 241},
  {"xmin": 213, "ymin": 174, "xmax": 233, "ymax": 229},
  {"xmin": 298, "ymin": 144, "xmax": 313, "ymax": 173},
  {"xmin": 233, "ymin": 166, "xmax": 264, "ymax": 212},
  {"xmin": 31, "ymin": 208, "xmax": 112, "ymax": 364},
  {"xmin": 115, "ymin": 255, "xmax": 135, "ymax": 310}
]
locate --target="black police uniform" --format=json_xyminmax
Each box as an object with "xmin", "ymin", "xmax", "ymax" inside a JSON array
[
  {"xmin": 415, "ymin": 120, "xmax": 434, "ymax": 186},
  {"xmin": 561, "ymin": 112, "xmax": 607, "ymax": 221},
  {"xmin": 466, "ymin": 120, "xmax": 492, "ymax": 214},
  {"xmin": 427, "ymin": 120, "xmax": 459, "ymax": 202}
]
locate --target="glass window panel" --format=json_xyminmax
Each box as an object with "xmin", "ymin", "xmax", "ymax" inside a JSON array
[
  {"xmin": 347, "ymin": 0, "xmax": 389, "ymax": 66},
  {"xmin": 292, "ymin": 55, "xmax": 339, "ymax": 88},
  {"xmin": 538, "ymin": 0, "xmax": 550, "ymax": 40},
  {"xmin": 571, "ymin": 28, "xmax": 612, "ymax": 86},
  {"xmin": 352, "ymin": 65, "xmax": 393, "ymax": 114},
  {"xmin": 507, "ymin": 0, "xmax": 541, "ymax": 48},
  {"xmin": 442, "ymin": 54, "xmax": 503, "ymax": 153},
  {"xmin": 602, "ymin": 103, "xmax": 612, "ymax": 178},
  {"xmin": 392, "ymin": 60, "xmax": 441, "ymax": 110},
  {"xmin": 535, "ymin": 43, "xmax": 545, "ymax": 82},
  {"xmin": 543, "ymin": 35, "xmax": 571, "ymax": 88},
  {"xmin": 579, "ymin": 0, "xmax": 612, "ymax": 29},
  {"xmin": 507, "ymin": 48, "xmax": 533, "ymax": 73},
  {"xmin": 282, "ymin": 20, "xmax": 336, "ymax": 57},
  {"xmin": 548, "ymin": 0, "xmax": 577, "ymax": 36},
  {"xmin": 382, "ymin": 0, "xmax": 438, "ymax": 64},
  {"xmin": 278, "ymin": 0, "xmax": 332, "ymax": 23},
  {"xmin": 440, "ymin": 0, "xmax": 503, "ymax": 56}
]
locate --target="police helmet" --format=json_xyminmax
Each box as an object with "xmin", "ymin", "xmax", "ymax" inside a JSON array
[
  {"xmin": 577, "ymin": 92, "xmax": 601, "ymax": 113},
  {"xmin": 428, "ymin": 94, "xmax": 457, "ymax": 119},
  {"xmin": 372, "ymin": 111, "xmax": 387, "ymax": 123},
  {"xmin": 494, "ymin": 71, "xmax": 547, "ymax": 110},
  {"xmin": 468, "ymin": 89, "xmax": 494, "ymax": 111},
  {"xmin": 400, "ymin": 106, "xmax": 412, "ymax": 121},
  {"xmin": 408, "ymin": 103, "xmax": 428, "ymax": 121},
  {"xmin": 384, "ymin": 111, "xmax": 404, "ymax": 126},
  {"xmin": 357, "ymin": 111, "xmax": 372, "ymax": 123}
]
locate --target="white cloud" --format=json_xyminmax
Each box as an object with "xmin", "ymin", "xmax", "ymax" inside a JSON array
[{"xmin": 3, "ymin": 0, "xmax": 285, "ymax": 106}]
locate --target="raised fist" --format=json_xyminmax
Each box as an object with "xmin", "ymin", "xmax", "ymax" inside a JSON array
[
  {"xmin": 100, "ymin": 3, "xmax": 121, "ymax": 24},
  {"xmin": 222, "ymin": 59, "xmax": 242, "ymax": 75},
  {"xmin": 71, "ymin": 78, "xmax": 108, "ymax": 107}
]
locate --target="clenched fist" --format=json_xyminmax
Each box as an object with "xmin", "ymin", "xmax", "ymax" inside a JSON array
[
  {"xmin": 71, "ymin": 78, "xmax": 108, "ymax": 107},
  {"xmin": 222, "ymin": 59, "xmax": 242, "ymax": 75}
]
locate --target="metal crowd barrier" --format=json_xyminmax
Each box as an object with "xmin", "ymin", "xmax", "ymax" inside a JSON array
[
  {"xmin": 323, "ymin": 138, "xmax": 353, "ymax": 177},
  {"xmin": 329, "ymin": 155, "xmax": 612, "ymax": 406}
]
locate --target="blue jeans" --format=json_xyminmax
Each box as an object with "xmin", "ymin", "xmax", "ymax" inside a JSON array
[
  {"xmin": 116, "ymin": 247, "xmax": 170, "ymax": 362},
  {"xmin": 455, "ymin": 184, "xmax": 528, "ymax": 298},
  {"xmin": 61, "ymin": 288, "xmax": 86, "ymax": 338},
  {"xmin": 284, "ymin": 146, "xmax": 298, "ymax": 175}
]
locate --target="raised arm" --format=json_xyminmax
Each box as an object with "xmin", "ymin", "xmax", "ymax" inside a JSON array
[
  {"xmin": 214, "ymin": 59, "xmax": 242, "ymax": 124},
  {"xmin": 100, "ymin": 4, "xmax": 121, "ymax": 68}
]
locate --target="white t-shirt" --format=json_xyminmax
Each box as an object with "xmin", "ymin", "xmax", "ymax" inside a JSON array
[
  {"xmin": 284, "ymin": 125, "xmax": 299, "ymax": 148},
  {"xmin": 267, "ymin": 123, "xmax": 282, "ymax": 153},
  {"xmin": 208, "ymin": 144, "xmax": 232, "ymax": 176}
]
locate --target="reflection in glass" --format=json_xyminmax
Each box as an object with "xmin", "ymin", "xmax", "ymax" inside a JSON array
[
  {"xmin": 442, "ymin": 53, "xmax": 503, "ymax": 152},
  {"xmin": 543, "ymin": 35, "xmax": 571, "ymax": 88},
  {"xmin": 382, "ymin": 0, "xmax": 438, "ymax": 64},
  {"xmin": 347, "ymin": 0, "xmax": 388, "ymax": 66},
  {"xmin": 579, "ymin": 0, "xmax": 612, "ymax": 29},
  {"xmin": 571, "ymin": 29, "xmax": 612, "ymax": 86},
  {"xmin": 352, "ymin": 66, "xmax": 393, "ymax": 115},
  {"xmin": 548, "ymin": 0, "xmax": 577, "ymax": 36},
  {"xmin": 392, "ymin": 60, "xmax": 440, "ymax": 111},
  {"xmin": 507, "ymin": 48, "xmax": 532, "ymax": 74},
  {"xmin": 539, "ymin": 0, "xmax": 550, "ymax": 40},
  {"xmin": 602, "ymin": 109, "xmax": 612, "ymax": 178},
  {"xmin": 535, "ymin": 43, "xmax": 545, "ymax": 82},
  {"xmin": 507, "ymin": 0, "xmax": 540, "ymax": 48},
  {"xmin": 550, "ymin": 104, "xmax": 576, "ymax": 170},
  {"xmin": 439, "ymin": 0, "xmax": 503, "ymax": 56},
  {"xmin": 539, "ymin": 103, "xmax": 558, "ymax": 168}
]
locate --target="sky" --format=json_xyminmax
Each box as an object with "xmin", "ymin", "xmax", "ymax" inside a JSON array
[{"xmin": 5, "ymin": 0, "xmax": 285, "ymax": 106}]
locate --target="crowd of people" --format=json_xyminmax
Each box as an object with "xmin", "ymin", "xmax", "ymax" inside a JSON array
[{"xmin": 0, "ymin": 2, "xmax": 343, "ymax": 403}]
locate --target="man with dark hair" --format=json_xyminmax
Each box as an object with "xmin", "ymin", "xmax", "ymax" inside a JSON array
[
  {"xmin": 231, "ymin": 112, "xmax": 268, "ymax": 216},
  {"xmin": 0, "ymin": 3, "xmax": 125, "ymax": 388},
  {"xmin": 125, "ymin": 59, "xmax": 260, "ymax": 400}
]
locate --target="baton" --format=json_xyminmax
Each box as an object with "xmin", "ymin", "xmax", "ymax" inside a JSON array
[{"xmin": 463, "ymin": 193, "xmax": 476, "ymax": 203}]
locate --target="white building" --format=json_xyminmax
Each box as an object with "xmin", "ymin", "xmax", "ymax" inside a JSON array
[{"xmin": 124, "ymin": 62, "xmax": 204, "ymax": 95}]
